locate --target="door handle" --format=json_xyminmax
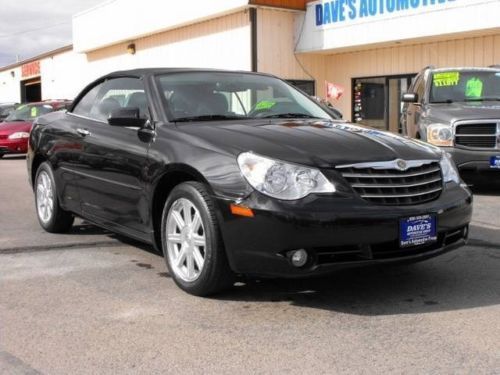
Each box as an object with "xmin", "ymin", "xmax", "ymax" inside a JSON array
[{"xmin": 76, "ymin": 128, "xmax": 91, "ymax": 137}]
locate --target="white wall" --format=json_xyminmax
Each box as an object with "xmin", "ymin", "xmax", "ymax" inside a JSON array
[
  {"xmin": 73, "ymin": 0, "xmax": 249, "ymax": 53},
  {"xmin": 297, "ymin": 0, "xmax": 500, "ymax": 53},
  {"xmin": 41, "ymin": 50, "xmax": 90, "ymax": 101},
  {"xmin": 0, "ymin": 67, "xmax": 21, "ymax": 103},
  {"xmin": 84, "ymin": 11, "xmax": 252, "ymax": 74}
]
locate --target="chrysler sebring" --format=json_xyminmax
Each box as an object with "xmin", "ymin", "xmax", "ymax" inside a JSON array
[{"xmin": 27, "ymin": 69, "xmax": 472, "ymax": 296}]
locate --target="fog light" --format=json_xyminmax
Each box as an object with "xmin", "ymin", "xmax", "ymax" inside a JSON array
[{"xmin": 290, "ymin": 249, "xmax": 308, "ymax": 268}]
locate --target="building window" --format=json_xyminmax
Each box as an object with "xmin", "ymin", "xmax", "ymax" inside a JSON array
[
  {"xmin": 287, "ymin": 80, "xmax": 315, "ymax": 96},
  {"xmin": 352, "ymin": 74, "xmax": 415, "ymax": 133}
]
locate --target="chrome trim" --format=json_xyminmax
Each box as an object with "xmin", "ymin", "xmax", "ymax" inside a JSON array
[
  {"xmin": 455, "ymin": 134, "xmax": 496, "ymax": 137},
  {"xmin": 68, "ymin": 112, "xmax": 108, "ymax": 125},
  {"xmin": 360, "ymin": 186, "xmax": 443, "ymax": 199},
  {"xmin": 351, "ymin": 176, "xmax": 442, "ymax": 189},
  {"xmin": 336, "ymin": 159, "xmax": 436, "ymax": 170},
  {"xmin": 341, "ymin": 166, "xmax": 441, "ymax": 179}
]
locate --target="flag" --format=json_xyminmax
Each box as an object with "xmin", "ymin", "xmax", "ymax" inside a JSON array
[{"xmin": 325, "ymin": 81, "xmax": 344, "ymax": 100}]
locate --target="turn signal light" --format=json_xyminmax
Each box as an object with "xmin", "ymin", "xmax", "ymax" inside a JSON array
[{"xmin": 230, "ymin": 204, "xmax": 254, "ymax": 218}]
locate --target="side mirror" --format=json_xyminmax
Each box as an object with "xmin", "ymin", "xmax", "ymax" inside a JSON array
[
  {"xmin": 108, "ymin": 107, "xmax": 147, "ymax": 127},
  {"xmin": 402, "ymin": 93, "xmax": 418, "ymax": 103}
]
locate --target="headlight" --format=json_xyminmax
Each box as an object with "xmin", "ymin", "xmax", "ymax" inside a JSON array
[
  {"xmin": 8, "ymin": 132, "xmax": 29, "ymax": 140},
  {"xmin": 427, "ymin": 124, "xmax": 453, "ymax": 146},
  {"xmin": 237, "ymin": 152, "xmax": 335, "ymax": 200},
  {"xmin": 440, "ymin": 152, "xmax": 460, "ymax": 184}
]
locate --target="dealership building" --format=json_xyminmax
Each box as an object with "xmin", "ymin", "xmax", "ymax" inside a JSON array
[{"xmin": 0, "ymin": 0, "xmax": 499, "ymax": 132}]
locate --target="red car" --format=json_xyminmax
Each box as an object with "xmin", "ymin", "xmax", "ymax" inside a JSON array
[{"xmin": 0, "ymin": 101, "xmax": 71, "ymax": 158}]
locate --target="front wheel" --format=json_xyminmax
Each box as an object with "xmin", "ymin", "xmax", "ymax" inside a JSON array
[
  {"xmin": 35, "ymin": 162, "xmax": 74, "ymax": 233},
  {"xmin": 161, "ymin": 182, "xmax": 234, "ymax": 296}
]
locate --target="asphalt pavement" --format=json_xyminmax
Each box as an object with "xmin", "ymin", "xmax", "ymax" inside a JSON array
[{"xmin": 1, "ymin": 156, "xmax": 499, "ymax": 374}]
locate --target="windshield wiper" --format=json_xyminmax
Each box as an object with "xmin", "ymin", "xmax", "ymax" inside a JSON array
[
  {"xmin": 464, "ymin": 97, "xmax": 500, "ymax": 102},
  {"xmin": 6, "ymin": 118, "xmax": 27, "ymax": 122},
  {"xmin": 262, "ymin": 113, "xmax": 319, "ymax": 119},
  {"xmin": 174, "ymin": 114, "xmax": 247, "ymax": 122}
]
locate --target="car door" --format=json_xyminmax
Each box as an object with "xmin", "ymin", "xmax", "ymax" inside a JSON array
[{"xmin": 70, "ymin": 77, "xmax": 152, "ymax": 237}]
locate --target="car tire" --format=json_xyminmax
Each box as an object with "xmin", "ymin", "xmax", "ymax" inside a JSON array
[
  {"xmin": 161, "ymin": 181, "xmax": 234, "ymax": 296},
  {"xmin": 34, "ymin": 162, "xmax": 74, "ymax": 233}
]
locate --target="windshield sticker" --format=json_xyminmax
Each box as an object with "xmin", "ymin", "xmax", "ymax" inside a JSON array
[
  {"xmin": 433, "ymin": 72, "xmax": 460, "ymax": 87},
  {"xmin": 255, "ymin": 101, "xmax": 276, "ymax": 111},
  {"xmin": 465, "ymin": 77, "xmax": 483, "ymax": 98},
  {"xmin": 30, "ymin": 107, "xmax": 38, "ymax": 117}
]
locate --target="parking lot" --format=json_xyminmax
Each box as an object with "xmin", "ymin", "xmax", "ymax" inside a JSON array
[{"xmin": 1, "ymin": 156, "xmax": 499, "ymax": 374}]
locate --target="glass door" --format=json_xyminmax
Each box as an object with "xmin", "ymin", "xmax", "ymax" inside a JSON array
[{"xmin": 352, "ymin": 74, "xmax": 415, "ymax": 133}]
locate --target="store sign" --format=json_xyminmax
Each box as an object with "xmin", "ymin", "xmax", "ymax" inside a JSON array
[
  {"xmin": 21, "ymin": 61, "xmax": 40, "ymax": 78},
  {"xmin": 315, "ymin": 0, "xmax": 457, "ymax": 27}
]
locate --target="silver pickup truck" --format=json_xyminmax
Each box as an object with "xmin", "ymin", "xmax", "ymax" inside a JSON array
[{"xmin": 401, "ymin": 66, "xmax": 500, "ymax": 173}]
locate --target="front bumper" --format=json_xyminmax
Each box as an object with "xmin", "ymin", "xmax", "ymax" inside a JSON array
[
  {"xmin": 215, "ymin": 183, "xmax": 472, "ymax": 277},
  {"xmin": 444, "ymin": 146, "xmax": 500, "ymax": 172},
  {"xmin": 0, "ymin": 138, "xmax": 28, "ymax": 155}
]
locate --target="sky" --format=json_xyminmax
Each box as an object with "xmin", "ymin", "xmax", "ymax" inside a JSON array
[{"xmin": 0, "ymin": 0, "xmax": 104, "ymax": 67}]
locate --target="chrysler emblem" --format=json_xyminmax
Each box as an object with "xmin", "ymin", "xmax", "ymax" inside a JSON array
[{"xmin": 396, "ymin": 159, "xmax": 408, "ymax": 171}]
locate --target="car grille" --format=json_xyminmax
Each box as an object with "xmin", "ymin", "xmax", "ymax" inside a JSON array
[
  {"xmin": 337, "ymin": 161, "xmax": 442, "ymax": 206},
  {"xmin": 454, "ymin": 122, "xmax": 499, "ymax": 149},
  {"xmin": 0, "ymin": 134, "xmax": 8, "ymax": 140}
]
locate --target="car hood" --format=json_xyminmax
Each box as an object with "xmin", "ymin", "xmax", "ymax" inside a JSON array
[
  {"xmin": 177, "ymin": 120, "xmax": 442, "ymax": 167},
  {"xmin": 0, "ymin": 121, "xmax": 32, "ymax": 134},
  {"xmin": 427, "ymin": 101, "xmax": 500, "ymax": 124}
]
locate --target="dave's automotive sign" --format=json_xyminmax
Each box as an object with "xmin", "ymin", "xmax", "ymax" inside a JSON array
[{"xmin": 315, "ymin": 0, "xmax": 457, "ymax": 27}]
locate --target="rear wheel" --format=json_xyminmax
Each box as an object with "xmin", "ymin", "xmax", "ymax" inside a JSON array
[
  {"xmin": 35, "ymin": 162, "xmax": 74, "ymax": 233},
  {"xmin": 161, "ymin": 182, "xmax": 234, "ymax": 296}
]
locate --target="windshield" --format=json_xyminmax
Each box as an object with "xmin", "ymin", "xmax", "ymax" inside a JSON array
[
  {"xmin": 0, "ymin": 105, "xmax": 15, "ymax": 117},
  {"xmin": 156, "ymin": 72, "xmax": 333, "ymax": 122},
  {"xmin": 430, "ymin": 70, "xmax": 500, "ymax": 103},
  {"xmin": 5, "ymin": 104, "xmax": 54, "ymax": 122}
]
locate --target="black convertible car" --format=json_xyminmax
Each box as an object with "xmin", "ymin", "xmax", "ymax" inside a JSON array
[{"xmin": 28, "ymin": 69, "xmax": 472, "ymax": 296}]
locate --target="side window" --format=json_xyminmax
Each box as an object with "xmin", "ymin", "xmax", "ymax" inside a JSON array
[
  {"xmin": 72, "ymin": 83, "xmax": 103, "ymax": 118},
  {"xmin": 73, "ymin": 78, "xmax": 148, "ymax": 122},
  {"xmin": 90, "ymin": 78, "xmax": 148, "ymax": 122}
]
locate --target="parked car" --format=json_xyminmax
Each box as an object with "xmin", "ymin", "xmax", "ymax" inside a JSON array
[
  {"xmin": 0, "ymin": 100, "xmax": 71, "ymax": 158},
  {"xmin": 0, "ymin": 103, "xmax": 19, "ymax": 122},
  {"xmin": 401, "ymin": 66, "xmax": 500, "ymax": 172},
  {"xmin": 28, "ymin": 69, "xmax": 472, "ymax": 296}
]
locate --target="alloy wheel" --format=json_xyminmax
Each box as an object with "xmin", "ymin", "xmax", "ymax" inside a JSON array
[
  {"xmin": 166, "ymin": 198, "xmax": 206, "ymax": 282},
  {"xmin": 36, "ymin": 171, "xmax": 54, "ymax": 224}
]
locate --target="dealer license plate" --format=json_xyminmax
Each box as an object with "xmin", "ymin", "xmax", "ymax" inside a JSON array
[
  {"xmin": 490, "ymin": 156, "xmax": 500, "ymax": 169},
  {"xmin": 400, "ymin": 214, "xmax": 437, "ymax": 248}
]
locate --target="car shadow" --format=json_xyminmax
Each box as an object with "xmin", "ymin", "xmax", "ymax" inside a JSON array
[
  {"xmin": 71, "ymin": 215, "xmax": 499, "ymax": 317},
  {"xmin": 214, "ymin": 245, "xmax": 499, "ymax": 316},
  {"xmin": 70, "ymin": 221, "xmax": 112, "ymax": 236},
  {"xmin": 111, "ymin": 231, "xmax": 499, "ymax": 316}
]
